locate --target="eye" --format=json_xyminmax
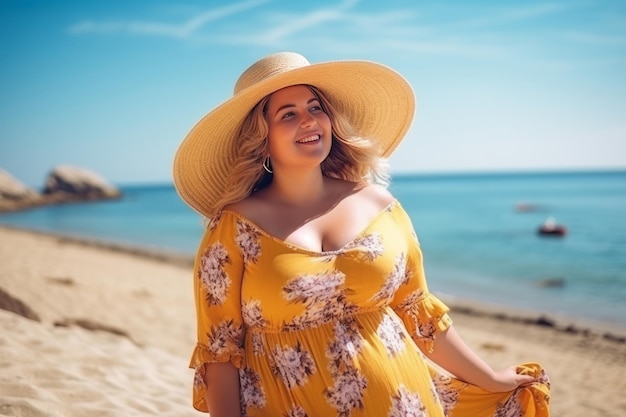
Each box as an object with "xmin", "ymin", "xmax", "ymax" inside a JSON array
[
  {"xmin": 280, "ymin": 111, "xmax": 295, "ymax": 120},
  {"xmin": 309, "ymin": 101, "xmax": 324, "ymax": 113}
]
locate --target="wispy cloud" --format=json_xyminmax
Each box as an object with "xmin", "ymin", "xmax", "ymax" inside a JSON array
[
  {"xmin": 561, "ymin": 31, "xmax": 626, "ymax": 46},
  {"xmin": 67, "ymin": 0, "xmax": 274, "ymax": 38},
  {"xmin": 226, "ymin": 0, "xmax": 359, "ymax": 45},
  {"xmin": 66, "ymin": 0, "xmax": 619, "ymax": 67},
  {"xmin": 380, "ymin": 38, "xmax": 510, "ymax": 59},
  {"xmin": 443, "ymin": 1, "xmax": 588, "ymax": 30},
  {"xmin": 370, "ymin": 2, "xmax": 599, "ymax": 62},
  {"xmin": 256, "ymin": 10, "xmax": 345, "ymax": 44},
  {"xmin": 239, "ymin": 1, "xmax": 588, "ymax": 59}
]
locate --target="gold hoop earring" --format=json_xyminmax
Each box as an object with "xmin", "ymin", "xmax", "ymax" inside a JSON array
[{"xmin": 263, "ymin": 156, "xmax": 273, "ymax": 174}]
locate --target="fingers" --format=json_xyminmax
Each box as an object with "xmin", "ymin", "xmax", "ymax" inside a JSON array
[
  {"xmin": 518, "ymin": 375, "xmax": 537, "ymax": 387},
  {"xmin": 514, "ymin": 368, "xmax": 538, "ymax": 387}
]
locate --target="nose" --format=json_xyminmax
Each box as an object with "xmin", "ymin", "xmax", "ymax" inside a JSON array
[{"xmin": 300, "ymin": 112, "xmax": 316, "ymax": 127}]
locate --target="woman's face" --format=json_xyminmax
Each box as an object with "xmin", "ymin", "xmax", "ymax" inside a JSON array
[{"xmin": 264, "ymin": 85, "xmax": 332, "ymax": 172}]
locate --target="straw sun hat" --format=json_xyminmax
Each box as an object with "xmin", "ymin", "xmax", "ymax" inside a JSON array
[{"xmin": 173, "ymin": 51, "xmax": 415, "ymax": 217}]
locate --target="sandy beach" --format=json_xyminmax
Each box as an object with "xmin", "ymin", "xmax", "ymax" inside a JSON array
[{"xmin": 1, "ymin": 225, "xmax": 625, "ymax": 417}]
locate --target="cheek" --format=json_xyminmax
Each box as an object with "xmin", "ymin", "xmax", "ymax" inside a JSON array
[
  {"xmin": 266, "ymin": 121, "xmax": 282, "ymax": 141},
  {"xmin": 317, "ymin": 113, "xmax": 332, "ymax": 134},
  {"xmin": 267, "ymin": 125, "xmax": 291, "ymax": 155}
]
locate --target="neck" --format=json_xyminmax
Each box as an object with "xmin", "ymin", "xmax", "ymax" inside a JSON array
[{"xmin": 266, "ymin": 169, "xmax": 328, "ymax": 207}]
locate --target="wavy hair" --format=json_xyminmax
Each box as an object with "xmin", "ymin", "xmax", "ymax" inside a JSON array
[{"xmin": 211, "ymin": 85, "xmax": 390, "ymax": 216}]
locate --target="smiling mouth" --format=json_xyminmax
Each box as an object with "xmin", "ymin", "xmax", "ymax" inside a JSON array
[{"xmin": 296, "ymin": 135, "xmax": 320, "ymax": 144}]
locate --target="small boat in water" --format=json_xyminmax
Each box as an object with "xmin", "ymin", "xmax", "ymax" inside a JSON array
[{"xmin": 537, "ymin": 217, "xmax": 567, "ymax": 237}]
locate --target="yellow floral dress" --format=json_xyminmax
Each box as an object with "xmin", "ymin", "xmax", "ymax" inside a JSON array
[{"xmin": 189, "ymin": 200, "xmax": 550, "ymax": 416}]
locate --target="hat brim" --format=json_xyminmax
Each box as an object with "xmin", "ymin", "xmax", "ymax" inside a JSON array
[{"xmin": 173, "ymin": 59, "xmax": 416, "ymax": 217}]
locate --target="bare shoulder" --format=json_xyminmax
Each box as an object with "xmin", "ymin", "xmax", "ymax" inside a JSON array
[
  {"xmin": 352, "ymin": 183, "xmax": 395, "ymax": 208},
  {"xmin": 222, "ymin": 194, "xmax": 270, "ymax": 223},
  {"xmin": 339, "ymin": 183, "xmax": 395, "ymax": 217}
]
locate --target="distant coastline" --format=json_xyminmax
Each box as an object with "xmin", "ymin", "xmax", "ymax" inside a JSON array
[{"xmin": 0, "ymin": 165, "xmax": 121, "ymax": 213}]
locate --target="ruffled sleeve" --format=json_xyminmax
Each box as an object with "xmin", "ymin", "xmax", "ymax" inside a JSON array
[
  {"xmin": 392, "ymin": 290, "xmax": 453, "ymax": 353},
  {"xmin": 188, "ymin": 212, "xmax": 245, "ymax": 413},
  {"xmin": 390, "ymin": 204, "xmax": 453, "ymax": 353}
]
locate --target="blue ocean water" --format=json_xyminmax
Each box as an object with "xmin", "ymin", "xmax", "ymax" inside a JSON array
[{"xmin": 1, "ymin": 171, "xmax": 625, "ymax": 327}]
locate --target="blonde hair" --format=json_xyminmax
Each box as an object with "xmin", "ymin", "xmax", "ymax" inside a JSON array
[{"xmin": 212, "ymin": 85, "xmax": 389, "ymax": 216}]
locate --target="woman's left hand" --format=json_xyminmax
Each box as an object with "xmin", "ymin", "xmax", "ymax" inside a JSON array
[{"xmin": 484, "ymin": 366, "xmax": 537, "ymax": 393}]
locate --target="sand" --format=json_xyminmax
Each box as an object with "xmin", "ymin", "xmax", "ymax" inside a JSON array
[{"xmin": 1, "ymin": 225, "xmax": 625, "ymax": 417}]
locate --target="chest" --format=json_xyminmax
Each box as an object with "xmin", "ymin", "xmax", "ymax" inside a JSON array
[
  {"xmin": 257, "ymin": 203, "xmax": 387, "ymax": 253},
  {"xmin": 240, "ymin": 226, "xmax": 407, "ymax": 326}
]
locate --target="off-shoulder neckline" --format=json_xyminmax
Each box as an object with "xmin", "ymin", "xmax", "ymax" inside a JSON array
[{"xmin": 220, "ymin": 199, "xmax": 400, "ymax": 256}]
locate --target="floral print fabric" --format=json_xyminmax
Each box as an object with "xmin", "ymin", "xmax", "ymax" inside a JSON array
[{"xmin": 189, "ymin": 200, "xmax": 550, "ymax": 416}]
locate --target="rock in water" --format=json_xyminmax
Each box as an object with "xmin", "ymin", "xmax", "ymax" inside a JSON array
[
  {"xmin": 0, "ymin": 166, "xmax": 122, "ymax": 212},
  {"xmin": 0, "ymin": 169, "xmax": 43, "ymax": 211},
  {"xmin": 43, "ymin": 165, "xmax": 121, "ymax": 202}
]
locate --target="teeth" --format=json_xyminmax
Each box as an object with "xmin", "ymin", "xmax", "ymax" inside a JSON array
[{"xmin": 298, "ymin": 135, "xmax": 320, "ymax": 143}]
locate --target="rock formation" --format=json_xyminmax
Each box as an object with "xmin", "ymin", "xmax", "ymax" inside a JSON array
[
  {"xmin": 0, "ymin": 169, "xmax": 44, "ymax": 212},
  {"xmin": 0, "ymin": 166, "xmax": 121, "ymax": 213},
  {"xmin": 42, "ymin": 165, "xmax": 121, "ymax": 202}
]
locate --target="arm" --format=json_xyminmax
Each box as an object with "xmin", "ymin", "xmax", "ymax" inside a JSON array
[
  {"xmin": 422, "ymin": 324, "xmax": 536, "ymax": 392},
  {"xmin": 202, "ymin": 363, "xmax": 241, "ymax": 417},
  {"xmin": 190, "ymin": 212, "xmax": 246, "ymax": 413},
  {"xmin": 391, "ymin": 207, "xmax": 536, "ymax": 393}
]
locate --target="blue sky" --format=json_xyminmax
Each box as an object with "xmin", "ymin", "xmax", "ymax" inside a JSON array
[{"xmin": 1, "ymin": 0, "xmax": 625, "ymax": 187}]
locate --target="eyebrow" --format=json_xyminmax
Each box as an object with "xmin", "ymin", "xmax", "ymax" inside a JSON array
[{"xmin": 274, "ymin": 97, "xmax": 319, "ymax": 116}]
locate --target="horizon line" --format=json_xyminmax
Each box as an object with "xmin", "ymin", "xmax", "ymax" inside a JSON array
[{"xmin": 113, "ymin": 166, "xmax": 626, "ymax": 187}]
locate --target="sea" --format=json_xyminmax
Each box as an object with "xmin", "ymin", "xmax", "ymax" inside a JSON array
[{"xmin": 1, "ymin": 170, "xmax": 625, "ymax": 329}]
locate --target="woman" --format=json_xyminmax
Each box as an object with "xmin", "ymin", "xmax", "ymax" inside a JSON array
[{"xmin": 173, "ymin": 52, "xmax": 550, "ymax": 417}]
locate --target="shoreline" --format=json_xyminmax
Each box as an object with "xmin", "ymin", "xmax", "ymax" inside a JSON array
[
  {"xmin": 440, "ymin": 293, "xmax": 626, "ymax": 341},
  {"xmin": 2, "ymin": 223, "xmax": 625, "ymax": 340},
  {"xmin": 0, "ymin": 223, "xmax": 195, "ymax": 267}
]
